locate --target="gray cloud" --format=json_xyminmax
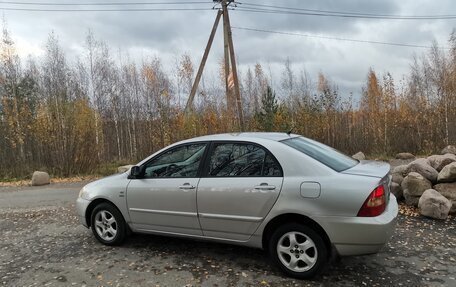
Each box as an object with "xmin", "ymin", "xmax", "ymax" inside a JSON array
[{"xmin": 3, "ymin": 0, "xmax": 454, "ymax": 98}]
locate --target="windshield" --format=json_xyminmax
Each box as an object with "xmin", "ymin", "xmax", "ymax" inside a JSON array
[{"xmin": 281, "ymin": 137, "xmax": 358, "ymax": 172}]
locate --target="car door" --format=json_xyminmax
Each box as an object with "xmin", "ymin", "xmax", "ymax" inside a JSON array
[
  {"xmin": 197, "ymin": 142, "xmax": 284, "ymax": 241},
  {"xmin": 127, "ymin": 142, "xmax": 207, "ymax": 236}
]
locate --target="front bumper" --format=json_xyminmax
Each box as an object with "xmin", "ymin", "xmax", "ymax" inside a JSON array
[
  {"xmin": 76, "ymin": 197, "xmax": 91, "ymax": 228},
  {"xmin": 315, "ymin": 194, "xmax": 399, "ymax": 256}
]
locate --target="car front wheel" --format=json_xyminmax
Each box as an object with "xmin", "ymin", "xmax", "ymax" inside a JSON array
[
  {"xmin": 268, "ymin": 223, "xmax": 327, "ymax": 279},
  {"xmin": 91, "ymin": 202, "xmax": 126, "ymax": 246}
]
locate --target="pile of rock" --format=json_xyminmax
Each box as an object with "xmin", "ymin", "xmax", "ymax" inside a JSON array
[{"xmin": 391, "ymin": 145, "xmax": 456, "ymax": 220}]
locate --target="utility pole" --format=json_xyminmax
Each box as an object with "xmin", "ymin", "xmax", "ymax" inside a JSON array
[
  {"xmin": 221, "ymin": 0, "xmax": 244, "ymax": 130},
  {"xmin": 185, "ymin": 10, "xmax": 222, "ymax": 112},
  {"xmin": 185, "ymin": 0, "xmax": 245, "ymax": 131},
  {"xmin": 222, "ymin": 2, "xmax": 232, "ymax": 112}
]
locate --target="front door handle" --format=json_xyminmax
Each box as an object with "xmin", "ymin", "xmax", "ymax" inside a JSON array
[
  {"xmin": 179, "ymin": 183, "xmax": 196, "ymax": 190},
  {"xmin": 254, "ymin": 184, "xmax": 276, "ymax": 191}
]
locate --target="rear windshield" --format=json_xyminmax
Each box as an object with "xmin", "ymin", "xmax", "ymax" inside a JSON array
[{"xmin": 281, "ymin": 137, "xmax": 358, "ymax": 172}]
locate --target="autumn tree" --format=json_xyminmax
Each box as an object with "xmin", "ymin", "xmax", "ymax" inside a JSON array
[
  {"xmin": 0, "ymin": 24, "xmax": 38, "ymax": 176},
  {"xmin": 1, "ymin": 25, "xmax": 456, "ymax": 179}
]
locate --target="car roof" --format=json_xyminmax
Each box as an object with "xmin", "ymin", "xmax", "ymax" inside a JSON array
[{"xmin": 181, "ymin": 132, "xmax": 299, "ymax": 143}]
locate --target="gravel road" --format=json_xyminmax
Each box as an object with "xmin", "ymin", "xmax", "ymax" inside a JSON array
[{"xmin": 0, "ymin": 182, "xmax": 455, "ymax": 287}]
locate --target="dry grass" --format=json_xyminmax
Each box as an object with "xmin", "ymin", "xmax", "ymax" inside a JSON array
[{"xmin": 0, "ymin": 175, "xmax": 100, "ymax": 187}]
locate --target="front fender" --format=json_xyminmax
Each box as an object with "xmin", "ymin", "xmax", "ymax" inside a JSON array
[{"xmin": 82, "ymin": 173, "xmax": 131, "ymax": 224}]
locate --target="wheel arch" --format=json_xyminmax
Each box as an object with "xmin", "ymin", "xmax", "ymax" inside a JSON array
[
  {"xmin": 85, "ymin": 198, "xmax": 124, "ymax": 227},
  {"xmin": 262, "ymin": 213, "xmax": 332, "ymax": 255}
]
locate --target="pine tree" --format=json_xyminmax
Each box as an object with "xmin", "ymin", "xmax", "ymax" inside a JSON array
[{"xmin": 255, "ymin": 85, "xmax": 278, "ymax": 132}]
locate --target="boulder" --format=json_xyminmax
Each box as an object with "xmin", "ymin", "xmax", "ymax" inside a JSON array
[
  {"xmin": 427, "ymin": 154, "xmax": 456, "ymax": 172},
  {"xmin": 433, "ymin": 182, "xmax": 456, "ymax": 214},
  {"xmin": 441, "ymin": 145, "xmax": 456, "ymax": 155},
  {"xmin": 418, "ymin": 189, "xmax": 452, "ymax": 220},
  {"xmin": 31, "ymin": 171, "xmax": 50, "ymax": 186},
  {"xmin": 404, "ymin": 192, "xmax": 420, "ymax": 207},
  {"xmin": 402, "ymin": 172, "xmax": 432, "ymax": 196},
  {"xmin": 401, "ymin": 172, "xmax": 432, "ymax": 206},
  {"xmin": 352, "ymin": 152, "xmax": 365, "ymax": 160},
  {"xmin": 395, "ymin": 152, "xmax": 415, "ymax": 160},
  {"xmin": 118, "ymin": 165, "xmax": 134, "ymax": 173},
  {"xmin": 392, "ymin": 165, "xmax": 408, "ymax": 176},
  {"xmin": 406, "ymin": 158, "xmax": 438, "ymax": 183},
  {"xmin": 390, "ymin": 182, "xmax": 403, "ymax": 199},
  {"xmin": 392, "ymin": 173, "xmax": 404, "ymax": 185},
  {"xmin": 437, "ymin": 162, "xmax": 456, "ymax": 183}
]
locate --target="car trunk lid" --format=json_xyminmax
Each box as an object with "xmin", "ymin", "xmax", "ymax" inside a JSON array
[{"xmin": 341, "ymin": 160, "xmax": 390, "ymax": 178}]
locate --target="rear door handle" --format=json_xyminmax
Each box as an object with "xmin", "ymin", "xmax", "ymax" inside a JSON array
[
  {"xmin": 179, "ymin": 184, "xmax": 196, "ymax": 190},
  {"xmin": 254, "ymin": 184, "xmax": 276, "ymax": 190}
]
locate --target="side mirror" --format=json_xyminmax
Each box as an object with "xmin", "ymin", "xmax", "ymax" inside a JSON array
[{"xmin": 129, "ymin": 166, "xmax": 143, "ymax": 179}]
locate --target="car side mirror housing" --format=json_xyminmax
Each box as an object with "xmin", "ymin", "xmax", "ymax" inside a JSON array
[{"xmin": 129, "ymin": 166, "xmax": 143, "ymax": 179}]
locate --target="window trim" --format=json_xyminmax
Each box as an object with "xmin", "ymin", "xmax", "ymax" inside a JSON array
[
  {"xmin": 139, "ymin": 141, "xmax": 210, "ymax": 179},
  {"xmin": 200, "ymin": 141, "xmax": 283, "ymax": 178}
]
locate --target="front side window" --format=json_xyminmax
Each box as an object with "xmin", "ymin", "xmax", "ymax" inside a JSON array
[
  {"xmin": 208, "ymin": 143, "xmax": 282, "ymax": 177},
  {"xmin": 143, "ymin": 143, "xmax": 206, "ymax": 178}
]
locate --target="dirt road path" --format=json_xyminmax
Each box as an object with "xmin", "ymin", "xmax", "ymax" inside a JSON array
[{"xmin": 0, "ymin": 182, "xmax": 455, "ymax": 286}]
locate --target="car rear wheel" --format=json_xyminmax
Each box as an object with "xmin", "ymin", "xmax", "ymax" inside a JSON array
[
  {"xmin": 268, "ymin": 223, "xmax": 327, "ymax": 279},
  {"xmin": 91, "ymin": 202, "xmax": 126, "ymax": 246}
]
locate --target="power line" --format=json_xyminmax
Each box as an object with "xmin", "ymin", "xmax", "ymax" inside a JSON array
[
  {"xmin": 1, "ymin": 1, "xmax": 454, "ymax": 20},
  {"xmin": 240, "ymin": 2, "xmax": 456, "ymax": 19},
  {"xmin": 234, "ymin": 7, "xmax": 456, "ymax": 20},
  {"xmin": 0, "ymin": 7, "xmax": 214, "ymax": 12},
  {"xmin": 0, "ymin": 1, "xmax": 209, "ymax": 6},
  {"xmin": 234, "ymin": 6, "xmax": 456, "ymax": 20},
  {"xmin": 231, "ymin": 26, "xmax": 450, "ymax": 49}
]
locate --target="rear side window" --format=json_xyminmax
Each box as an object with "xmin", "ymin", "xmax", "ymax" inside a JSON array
[
  {"xmin": 281, "ymin": 137, "xmax": 357, "ymax": 172},
  {"xmin": 208, "ymin": 143, "xmax": 282, "ymax": 177}
]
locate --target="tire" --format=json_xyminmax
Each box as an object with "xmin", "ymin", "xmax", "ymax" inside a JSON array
[
  {"xmin": 90, "ymin": 202, "xmax": 127, "ymax": 246},
  {"xmin": 268, "ymin": 223, "xmax": 327, "ymax": 279}
]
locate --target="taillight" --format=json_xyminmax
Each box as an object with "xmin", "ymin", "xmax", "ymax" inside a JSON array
[{"xmin": 357, "ymin": 185, "xmax": 386, "ymax": 217}]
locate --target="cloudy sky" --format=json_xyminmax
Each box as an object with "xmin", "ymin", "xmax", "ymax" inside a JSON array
[{"xmin": 3, "ymin": 0, "xmax": 455, "ymax": 98}]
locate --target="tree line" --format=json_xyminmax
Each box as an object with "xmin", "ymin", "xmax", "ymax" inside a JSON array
[{"xmin": 0, "ymin": 27, "xmax": 455, "ymax": 178}]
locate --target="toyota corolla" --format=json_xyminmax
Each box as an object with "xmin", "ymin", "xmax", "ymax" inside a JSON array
[{"xmin": 76, "ymin": 132, "xmax": 398, "ymax": 279}]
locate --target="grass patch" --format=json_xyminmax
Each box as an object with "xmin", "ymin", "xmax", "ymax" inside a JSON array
[
  {"xmin": 0, "ymin": 161, "xmax": 132, "ymax": 185},
  {"xmin": 0, "ymin": 176, "xmax": 29, "ymax": 183}
]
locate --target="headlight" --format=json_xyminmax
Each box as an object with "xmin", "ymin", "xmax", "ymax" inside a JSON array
[{"xmin": 78, "ymin": 187, "xmax": 89, "ymax": 199}]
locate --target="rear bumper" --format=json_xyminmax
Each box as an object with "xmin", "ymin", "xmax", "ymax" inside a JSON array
[
  {"xmin": 76, "ymin": 197, "xmax": 91, "ymax": 228},
  {"xmin": 315, "ymin": 194, "xmax": 398, "ymax": 256}
]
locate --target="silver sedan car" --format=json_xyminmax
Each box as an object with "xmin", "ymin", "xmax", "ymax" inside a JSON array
[{"xmin": 76, "ymin": 133, "xmax": 398, "ymax": 279}]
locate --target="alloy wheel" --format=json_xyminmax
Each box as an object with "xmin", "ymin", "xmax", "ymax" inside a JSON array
[
  {"xmin": 276, "ymin": 231, "xmax": 318, "ymax": 272},
  {"xmin": 94, "ymin": 210, "xmax": 117, "ymax": 241}
]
